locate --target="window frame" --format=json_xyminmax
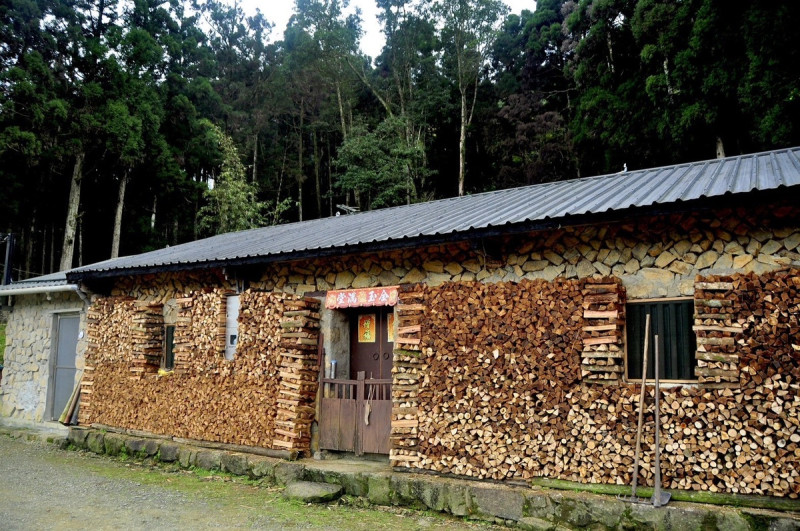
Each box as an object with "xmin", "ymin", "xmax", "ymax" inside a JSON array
[
  {"xmin": 624, "ymin": 297, "xmax": 697, "ymax": 384},
  {"xmin": 162, "ymin": 324, "xmax": 176, "ymax": 371}
]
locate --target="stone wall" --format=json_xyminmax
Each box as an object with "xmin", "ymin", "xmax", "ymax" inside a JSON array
[
  {"xmin": 250, "ymin": 205, "xmax": 800, "ymax": 300},
  {"xmin": 0, "ymin": 292, "xmax": 86, "ymax": 423}
]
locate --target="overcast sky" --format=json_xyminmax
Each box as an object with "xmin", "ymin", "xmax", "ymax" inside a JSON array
[{"xmin": 241, "ymin": 1, "xmax": 537, "ymax": 60}]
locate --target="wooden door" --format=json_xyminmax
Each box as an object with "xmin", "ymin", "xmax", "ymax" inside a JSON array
[
  {"xmin": 349, "ymin": 307, "xmax": 394, "ymax": 380},
  {"xmin": 319, "ymin": 306, "xmax": 394, "ymax": 455}
]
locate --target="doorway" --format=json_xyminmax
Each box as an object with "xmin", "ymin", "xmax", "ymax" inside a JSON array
[
  {"xmin": 319, "ymin": 306, "xmax": 394, "ymax": 455},
  {"xmin": 49, "ymin": 313, "xmax": 79, "ymax": 421}
]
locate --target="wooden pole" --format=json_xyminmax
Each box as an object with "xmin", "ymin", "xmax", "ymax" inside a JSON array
[{"xmin": 630, "ymin": 314, "xmax": 650, "ymax": 497}]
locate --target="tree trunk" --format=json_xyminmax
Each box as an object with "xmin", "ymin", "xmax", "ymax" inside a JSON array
[
  {"xmin": 252, "ymin": 132, "xmax": 258, "ymax": 183},
  {"xmin": 298, "ymin": 100, "xmax": 305, "ymax": 222},
  {"xmin": 716, "ymin": 137, "xmax": 726, "ymax": 159},
  {"xmin": 110, "ymin": 170, "xmax": 128, "ymax": 258},
  {"xmin": 49, "ymin": 223, "xmax": 54, "ymax": 274},
  {"xmin": 313, "ymin": 130, "xmax": 322, "ymax": 217},
  {"xmin": 458, "ymin": 91, "xmax": 468, "ymax": 196},
  {"xmin": 77, "ymin": 217, "xmax": 83, "ymax": 267},
  {"xmin": 151, "ymin": 195, "xmax": 157, "ymax": 230},
  {"xmin": 336, "ymin": 82, "xmax": 348, "ymax": 141},
  {"xmin": 40, "ymin": 225, "xmax": 46, "ymax": 276},
  {"xmin": 24, "ymin": 212, "xmax": 35, "ymax": 279},
  {"xmin": 60, "ymin": 151, "xmax": 84, "ymax": 271}
]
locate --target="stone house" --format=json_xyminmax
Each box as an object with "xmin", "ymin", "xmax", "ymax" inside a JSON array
[{"xmin": 2, "ymin": 147, "xmax": 799, "ymax": 497}]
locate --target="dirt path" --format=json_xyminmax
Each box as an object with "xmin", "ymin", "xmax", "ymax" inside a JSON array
[{"xmin": 0, "ymin": 436, "xmax": 493, "ymax": 530}]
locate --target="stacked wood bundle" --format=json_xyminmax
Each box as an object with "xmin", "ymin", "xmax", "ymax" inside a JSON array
[
  {"xmin": 693, "ymin": 277, "xmax": 741, "ymax": 387},
  {"xmin": 580, "ymin": 278, "xmax": 626, "ymax": 383},
  {"xmin": 130, "ymin": 301, "xmax": 164, "ymax": 377},
  {"xmin": 172, "ymin": 289, "xmax": 228, "ymax": 375},
  {"xmin": 414, "ymin": 279, "xmax": 584, "ymax": 479},
  {"xmin": 82, "ymin": 290, "xmax": 314, "ymax": 450},
  {"xmin": 390, "ymin": 283, "xmax": 426, "ymax": 468},
  {"xmin": 272, "ymin": 297, "xmax": 321, "ymax": 453},
  {"xmin": 80, "ymin": 296, "xmax": 136, "ymax": 424}
]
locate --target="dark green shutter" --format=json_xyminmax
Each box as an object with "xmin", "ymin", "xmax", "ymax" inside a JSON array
[
  {"xmin": 626, "ymin": 300, "xmax": 696, "ymax": 380},
  {"xmin": 164, "ymin": 325, "xmax": 175, "ymax": 370}
]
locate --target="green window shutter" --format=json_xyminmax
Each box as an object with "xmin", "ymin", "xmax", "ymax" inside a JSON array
[
  {"xmin": 626, "ymin": 300, "xmax": 696, "ymax": 380},
  {"xmin": 164, "ymin": 325, "xmax": 176, "ymax": 370}
]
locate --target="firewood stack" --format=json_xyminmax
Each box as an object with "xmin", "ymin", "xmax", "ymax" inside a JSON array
[
  {"xmin": 130, "ymin": 301, "xmax": 164, "ymax": 377},
  {"xmin": 693, "ymin": 277, "xmax": 742, "ymax": 387},
  {"xmin": 580, "ymin": 277, "xmax": 626, "ymax": 383},
  {"xmin": 390, "ymin": 283, "xmax": 426, "ymax": 468},
  {"xmin": 272, "ymin": 297, "xmax": 321, "ymax": 453},
  {"xmin": 414, "ymin": 279, "xmax": 584, "ymax": 479},
  {"xmin": 172, "ymin": 289, "xmax": 228, "ymax": 374},
  {"xmin": 80, "ymin": 296, "xmax": 136, "ymax": 425}
]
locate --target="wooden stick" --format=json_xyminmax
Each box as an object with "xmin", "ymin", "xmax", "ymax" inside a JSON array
[{"xmin": 630, "ymin": 314, "xmax": 650, "ymax": 498}]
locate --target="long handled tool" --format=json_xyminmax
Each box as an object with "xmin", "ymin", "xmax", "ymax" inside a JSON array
[
  {"xmin": 618, "ymin": 315, "xmax": 650, "ymax": 504},
  {"xmin": 651, "ymin": 336, "xmax": 671, "ymax": 507}
]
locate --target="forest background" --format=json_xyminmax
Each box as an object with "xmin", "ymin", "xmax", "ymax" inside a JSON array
[{"xmin": 1, "ymin": 0, "xmax": 798, "ymax": 279}]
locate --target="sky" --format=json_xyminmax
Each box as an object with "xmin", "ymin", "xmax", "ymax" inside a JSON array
[{"xmin": 243, "ymin": 1, "xmax": 537, "ymax": 60}]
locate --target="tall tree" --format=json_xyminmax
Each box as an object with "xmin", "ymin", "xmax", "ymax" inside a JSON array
[{"xmin": 434, "ymin": 0, "xmax": 508, "ymax": 196}]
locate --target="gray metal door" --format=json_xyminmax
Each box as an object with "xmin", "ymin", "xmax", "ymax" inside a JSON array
[{"xmin": 51, "ymin": 314, "xmax": 79, "ymax": 420}]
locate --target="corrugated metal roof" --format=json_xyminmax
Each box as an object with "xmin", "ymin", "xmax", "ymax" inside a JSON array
[
  {"xmin": 0, "ymin": 271, "xmax": 71, "ymax": 293},
  {"xmin": 69, "ymin": 147, "xmax": 800, "ymax": 279}
]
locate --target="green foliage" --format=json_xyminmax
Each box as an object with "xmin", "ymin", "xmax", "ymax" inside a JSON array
[
  {"xmin": 335, "ymin": 116, "xmax": 431, "ymax": 209},
  {"xmin": 0, "ymin": 0, "xmax": 797, "ymax": 275},
  {"xmin": 197, "ymin": 124, "xmax": 267, "ymax": 235}
]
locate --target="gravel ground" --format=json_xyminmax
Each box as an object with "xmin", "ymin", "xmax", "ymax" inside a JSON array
[{"xmin": 0, "ymin": 435, "xmax": 496, "ymax": 530}]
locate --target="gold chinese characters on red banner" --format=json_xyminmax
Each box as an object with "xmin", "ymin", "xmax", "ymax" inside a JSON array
[{"xmin": 325, "ymin": 286, "xmax": 399, "ymax": 309}]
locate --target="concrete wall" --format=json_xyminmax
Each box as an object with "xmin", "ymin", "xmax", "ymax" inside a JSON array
[{"xmin": 0, "ymin": 291, "xmax": 86, "ymax": 424}]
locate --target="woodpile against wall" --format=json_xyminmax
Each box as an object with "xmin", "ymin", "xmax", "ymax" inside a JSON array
[
  {"xmin": 80, "ymin": 288, "xmax": 319, "ymax": 452},
  {"xmin": 580, "ymin": 278, "xmax": 626, "ymax": 383},
  {"xmin": 131, "ymin": 302, "xmax": 164, "ymax": 376},
  {"xmin": 273, "ymin": 297, "xmax": 321, "ymax": 451},
  {"xmin": 79, "ymin": 296, "xmax": 136, "ymax": 425},
  {"xmin": 397, "ymin": 270, "xmax": 800, "ymax": 497},
  {"xmin": 173, "ymin": 289, "xmax": 228, "ymax": 374},
  {"xmin": 694, "ymin": 279, "xmax": 742, "ymax": 386},
  {"xmin": 389, "ymin": 283, "xmax": 426, "ymax": 467},
  {"xmin": 414, "ymin": 278, "xmax": 584, "ymax": 480}
]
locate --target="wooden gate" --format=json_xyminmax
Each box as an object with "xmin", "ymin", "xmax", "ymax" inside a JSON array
[{"xmin": 319, "ymin": 373, "xmax": 392, "ymax": 455}]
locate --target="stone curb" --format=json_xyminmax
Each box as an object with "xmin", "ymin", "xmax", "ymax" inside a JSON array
[{"xmin": 56, "ymin": 427, "xmax": 800, "ymax": 530}]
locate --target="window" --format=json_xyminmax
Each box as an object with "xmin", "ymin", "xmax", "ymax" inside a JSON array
[
  {"xmin": 163, "ymin": 325, "xmax": 176, "ymax": 371},
  {"xmin": 626, "ymin": 299, "xmax": 696, "ymax": 381},
  {"xmin": 225, "ymin": 295, "xmax": 240, "ymax": 361}
]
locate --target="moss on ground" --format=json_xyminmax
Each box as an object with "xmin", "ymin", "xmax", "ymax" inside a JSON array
[{"xmin": 56, "ymin": 449, "xmax": 495, "ymax": 530}]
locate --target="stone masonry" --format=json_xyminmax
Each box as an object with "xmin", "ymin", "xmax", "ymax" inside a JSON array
[{"xmin": 0, "ymin": 291, "xmax": 87, "ymax": 423}]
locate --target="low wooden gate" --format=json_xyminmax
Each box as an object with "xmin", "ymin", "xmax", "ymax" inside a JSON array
[{"xmin": 319, "ymin": 373, "xmax": 392, "ymax": 455}]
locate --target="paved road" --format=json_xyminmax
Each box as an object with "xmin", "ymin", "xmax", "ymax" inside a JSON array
[{"xmin": 0, "ymin": 436, "xmax": 491, "ymax": 530}]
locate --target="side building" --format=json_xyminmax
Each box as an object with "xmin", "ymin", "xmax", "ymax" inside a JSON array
[{"xmin": 2, "ymin": 147, "xmax": 799, "ymax": 498}]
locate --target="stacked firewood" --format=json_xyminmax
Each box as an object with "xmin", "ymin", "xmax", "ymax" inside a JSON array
[
  {"xmin": 693, "ymin": 277, "xmax": 742, "ymax": 386},
  {"xmin": 130, "ymin": 301, "xmax": 164, "ymax": 376},
  {"xmin": 172, "ymin": 289, "xmax": 228, "ymax": 374},
  {"xmin": 81, "ymin": 290, "xmax": 319, "ymax": 450},
  {"xmin": 414, "ymin": 279, "xmax": 584, "ymax": 479},
  {"xmin": 272, "ymin": 297, "xmax": 321, "ymax": 452},
  {"xmin": 390, "ymin": 284, "xmax": 426, "ymax": 467},
  {"xmin": 580, "ymin": 278, "xmax": 626, "ymax": 383},
  {"xmin": 80, "ymin": 296, "xmax": 136, "ymax": 424}
]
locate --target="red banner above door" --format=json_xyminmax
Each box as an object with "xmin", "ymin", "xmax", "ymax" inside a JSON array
[{"xmin": 325, "ymin": 286, "xmax": 399, "ymax": 309}]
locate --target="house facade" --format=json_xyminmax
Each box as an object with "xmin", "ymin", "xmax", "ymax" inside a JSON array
[{"xmin": 2, "ymin": 148, "xmax": 799, "ymax": 498}]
